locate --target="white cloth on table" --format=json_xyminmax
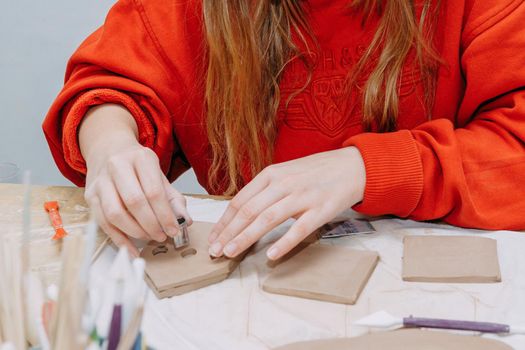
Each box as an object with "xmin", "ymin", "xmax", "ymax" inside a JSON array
[{"xmin": 92, "ymin": 197, "xmax": 525, "ymax": 350}]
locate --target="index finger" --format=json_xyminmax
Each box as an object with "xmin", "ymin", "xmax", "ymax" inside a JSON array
[
  {"xmin": 135, "ymin": 156, "xmax": 180, "ymax": 238},
  {"xmin": 210, "ymin": 170, "xmax": 271, "ymax": 243}
]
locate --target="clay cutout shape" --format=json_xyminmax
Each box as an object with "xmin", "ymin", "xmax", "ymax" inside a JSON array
[
  {"xmin": 140, "ymin": 221, "xmax": 244, "ymax": 299},
  {"xmin": 263, "ymin": 244, "xmax": 379, "ymax": 304},
  {"xmin": 402, "ymin": 235, "xmax": 501, "ymax": 283},
  {"xmin": 273, "ymin": 329, "xmax": 512, "ymax": 350}
]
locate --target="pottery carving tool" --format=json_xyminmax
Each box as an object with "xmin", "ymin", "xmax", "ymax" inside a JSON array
[
  {"xmin": 173, "ymin": 217, "xmax": 190, "ymax": 248},
  {"xmin": 354, "ymin": 311, "xmax": 525, "ymax": 335},
  {"xmin": 44, "ymin": 201, "xmax": 68, "ymax": 240}
]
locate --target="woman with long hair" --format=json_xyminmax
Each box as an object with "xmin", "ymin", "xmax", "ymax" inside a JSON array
[{"xmin": 44, "ymin": 0, "xmax": 525, "ymax": 259}]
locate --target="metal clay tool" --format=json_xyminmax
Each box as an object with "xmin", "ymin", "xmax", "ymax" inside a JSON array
[
  {"xmin": 173, "ymin": 217, "xmax": 190, "ymax": 249},
  {"xmin": 44, "ymin": 201, "xmax": 68, "ymax": 240}
]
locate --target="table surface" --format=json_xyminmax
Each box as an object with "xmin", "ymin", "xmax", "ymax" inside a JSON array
[
  {"xmin": 0, "ymin": 183, "xmax": 109, "ymax": 283},
  {"xmin": 2, "ymin": 184, "xmax": 525, "ymax": 349}
]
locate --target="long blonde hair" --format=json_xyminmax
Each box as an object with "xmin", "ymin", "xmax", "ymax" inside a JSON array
[{"xmin": 203, "ymin": 0, "xmax": 442, "ymax": 195}]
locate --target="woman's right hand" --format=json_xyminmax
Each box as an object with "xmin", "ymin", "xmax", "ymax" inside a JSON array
[{"xmin": 80, "ymin": 104, "xmax": 191, "ymax": 257}]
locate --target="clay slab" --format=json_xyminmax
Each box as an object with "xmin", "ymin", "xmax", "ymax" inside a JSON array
[
  {"xmin": 263, "ymin": 244, "xmax": 379, "ymax": 304},
  {"xmin": 141, "ymin": 221, "xmax": 243, "ymax": 298},
  {"xmin": 273, "ymin": 329, "xmax": 512, "ymax": 350},
  {"xmin": 402, "ymin": 235, "xmax": 501, "ymax": 283}
]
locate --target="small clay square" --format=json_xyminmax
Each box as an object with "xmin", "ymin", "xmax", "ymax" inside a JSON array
[
  {"xmin": 402, "ymin": 235, "xmax": 501, "ymax": 283},
  {"xmin": 263, "ymin": 244, "xmax": 379, "ymax": 305}
]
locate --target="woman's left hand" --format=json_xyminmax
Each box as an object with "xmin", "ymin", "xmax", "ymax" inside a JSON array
[{"xmin": 208, "ymin": 146, "xmax": 366, "ymax": 260}]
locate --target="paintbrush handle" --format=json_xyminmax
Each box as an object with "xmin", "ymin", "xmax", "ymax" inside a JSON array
[{"xmin": 403, "ymin": 316, "xmax": 510, "ymax": 334}]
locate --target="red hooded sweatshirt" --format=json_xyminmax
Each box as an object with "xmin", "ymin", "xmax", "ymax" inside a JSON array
[{"xmin": 43, "ymin": 0, "xmax": 525, "ymax": 230}]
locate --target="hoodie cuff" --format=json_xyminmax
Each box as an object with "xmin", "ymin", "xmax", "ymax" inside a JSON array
[
  {"xmin": 62, "ymin": 89, "xmax": 156, "ymax": 174},
  {"xmin": 343, "ymin": 130, "xmax": 424, "ymax": 217}
]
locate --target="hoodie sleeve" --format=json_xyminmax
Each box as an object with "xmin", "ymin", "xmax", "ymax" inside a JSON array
[
  {"xmin": 343, "ymin": 0, "xmax": 525, "ymax": 230},
  {"xmin": 42, "ymin": 0, "xmax": 191, "ymax": 186}
]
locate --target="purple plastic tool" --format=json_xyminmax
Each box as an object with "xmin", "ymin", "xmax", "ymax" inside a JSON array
[
  {"xmin": 403, "ymin": 316, "xmax": 510, "ymax": 333},
  {"xmin": 107, "ymin": 304, "xmax": 122, "ymax": 350},
  {"xmin": 354, "ymin": 311, "xmax": 525, "ymax": 335}
]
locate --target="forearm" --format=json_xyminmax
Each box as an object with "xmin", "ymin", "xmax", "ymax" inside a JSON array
[{"xmin": 79, "ymin": 104, "xmax": 140, "ymax": 168}]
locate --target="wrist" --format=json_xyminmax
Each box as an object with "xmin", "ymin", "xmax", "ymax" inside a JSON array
[
  {"xmin": 79, "ymin": 104, "xmax": 140, "ymax": 169},
  {"xmin": 341, "ymin": 146, "xmax": 366, "ymax": 204},
  {"xmin": 84, "ymin": 133, "xmax": 140, "ymax": 168}
]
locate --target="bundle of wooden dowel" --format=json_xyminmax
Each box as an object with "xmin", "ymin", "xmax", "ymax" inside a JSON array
[
  {"xmin": 0, "ymin": 230, "xmax": 147, "ymax": 350},
  {"xmin": 0, "ymin": 174, "xmax": 147, "ymax": 350}
]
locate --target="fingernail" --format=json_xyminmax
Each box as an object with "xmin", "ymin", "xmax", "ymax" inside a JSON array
[
  {"xmin": 267, "ymin": 247, "xmax": 280, "ymax": 260},
  {"xmin": 223, "ymin": 242, "xmax": 237, "ymax": 257},
  {"xmin": 208, "ymin": 231, "xmax": 218, "ymax": 244},
  {"xmin": 155, "ymin": 233, "xmax": 166, "ymax": 243},
  {"xmin": 209, "ymin": 242, "xmax": 223, "ymax": 257}
]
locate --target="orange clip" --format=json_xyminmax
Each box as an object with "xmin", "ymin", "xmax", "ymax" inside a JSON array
[{"xmin": 44, "ymin": 201, "xmax": 68, "ymax": 240}]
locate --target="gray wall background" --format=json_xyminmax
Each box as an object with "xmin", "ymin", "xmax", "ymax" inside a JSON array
[{"xmin": 0, "ymin": 0, "xmax": 205, "ymax": 193}]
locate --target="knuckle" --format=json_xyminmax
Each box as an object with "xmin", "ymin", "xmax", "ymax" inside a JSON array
[
  {"xmin": 239, "ymin": 205, "xmax": 256, "ymax": 221},
  {"xmin": 242, "ymin": 228, "xmax": 259, "ymax": 240},
  {"xmin": 262, "ymin": 165, "xmax": 277, "ymax": 178},
  {"xmin": 213, "ymin": 221, "xmax": 225, "ymax": 233},
  {"xmin": 321, "ymin": 202, "xmax": 337, "ymax": 215},
  {"xmin": 123, "ymin": 192, "xmax": 145, "ymax": 208},
  {"xmin": 292, "ymin": 222, "xmax": 309, "ymax": 239},
  {"xmin": 228, "ymin": 228, "xmax": 241, "ymax": 240},
  {"xmin": 278, "ymin": 176, "xmax": 295, "ymax": 190},
  {"xmin": 162, "ymin": 208, "xmax": 176, "ymax": 222},
  {"xmin": 142, "ymin": 221, "xmax": 163, "ymax": 239},
  {"xmin": 162, "ymin": 215, "xmax": 177, "ymax": 229},
  {"xmin": 217, "ymin": 231, "xmax": 234, "ymax": 245},
  {"xmin": 145, "ymin": 186, "xmax": 163, "ymax": 201},
  {"xmin": 106, "ymin": 155, "xmax": 121, "ymax": 174},
  {"xmin": 171, "ymin": 189, "xmax": 187, "ymax": 206},
  {"xmin": 104, "ymin": 206, "xmax": 123, "ymax": 223},
  {"xmin": 233, "ymin": 236, "xmax": 250, "ymax": 250},
  {"xmin": 225, "ymin": 232, "xmax": 238, "ymax": 244},
  {"xmin": 139, "ymin": 147, "xmax": 159, "ymax": 163},
  {"xmin": 229, "ymin": 198, "xmax": 242, "ymax": 211},
  {"xmin": 260, "ymin": 210, "xmax": 276, "ymax": 225},
  {"xmin": 133, "ymin": 148, "xmax": 148, "ymax": 163}
]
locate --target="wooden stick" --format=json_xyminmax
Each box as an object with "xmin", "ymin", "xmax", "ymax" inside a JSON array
[
  {"xmin": 116, "ymin": 305, "xmax": 144, "ymax": 350},
  {"xmin": 50, "ymin": 235, "xmax": 85, "ymax": 350},
  {"xmin": 91, "ymin": 236, "xmax": 111, "ymax": 264},
  {"xmin": 21, "ymin": 171, "xmax": 31, "ymax": 274},
  {"xmin": 0, "ymin": 238, "xmax": 26, "ymax": 349},
  {"xmin": 0, "ymin": 239, "xmax": 7, "ymax": 345},
  {"xmin": 80, "ymin": 220, "xmax": 98, "ymax": 283}
]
